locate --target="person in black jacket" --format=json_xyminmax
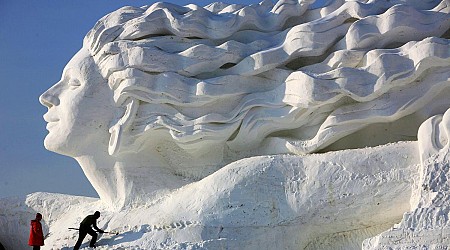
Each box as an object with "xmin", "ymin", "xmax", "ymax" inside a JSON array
[{"xmin": 73, "ymin": 211, "xmax": 104, "ymax": 249}]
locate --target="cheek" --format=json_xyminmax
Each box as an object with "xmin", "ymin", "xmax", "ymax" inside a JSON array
[
  {"xmin": 75, "ymin": 89, "xmax": 115, "ymax": 132},
  {"xmin": 57, "ymin": 78, "xmax": 115, "ymax": 139},
  {"xmin": 79, "ymin": 114, "xmax": 111, "ymax": 132},
  {"xmin": 73, "ymin": 81, "xmax": 110, "ymax": 112},
  {"xmin": 72, "ymin": 100, "xmax": 113, "ymax": 133}
]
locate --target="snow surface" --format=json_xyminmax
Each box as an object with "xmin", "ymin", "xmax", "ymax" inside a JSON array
[
  {"xmin": 2, "ymin": 0, "xmax": 450, "ymax": 249},
  {"xmin": 1, "ymin": 142, "xmax": 421, "ymax": 249}
]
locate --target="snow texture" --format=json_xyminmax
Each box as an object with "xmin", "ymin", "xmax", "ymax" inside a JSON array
[{"xmin": 1, "ymin": 0, "xmax": 450, "ymax": 249}]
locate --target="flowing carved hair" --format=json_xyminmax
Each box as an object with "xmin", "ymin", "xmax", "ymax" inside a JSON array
[{"xmin": 83, "ymin": 0, "xmax": 450, "ymax": 157}]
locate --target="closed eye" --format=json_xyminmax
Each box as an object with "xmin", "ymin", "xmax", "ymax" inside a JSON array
[{"xmin": 68, "ymin": 79, "xmax": 81, "ymax": 89}]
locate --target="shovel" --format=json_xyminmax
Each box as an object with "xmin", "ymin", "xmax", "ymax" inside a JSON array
[{"xmin": 68, "ymin": 227, "xmax": 119, "ymax": 235}]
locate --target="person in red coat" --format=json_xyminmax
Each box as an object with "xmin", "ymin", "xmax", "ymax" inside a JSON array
[{"xmin": 28, "ymin": 213, "xmax": 44, "ymax": 250}]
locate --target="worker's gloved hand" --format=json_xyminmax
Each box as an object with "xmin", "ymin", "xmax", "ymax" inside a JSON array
[{"xmin": 98, "ymin": 229, "xmax": 105, "ymax": 234}]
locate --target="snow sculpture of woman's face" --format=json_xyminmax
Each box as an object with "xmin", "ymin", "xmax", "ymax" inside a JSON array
[{"xmin": 39, "ymin": 48, "xmax": 115, "ymax": 157}]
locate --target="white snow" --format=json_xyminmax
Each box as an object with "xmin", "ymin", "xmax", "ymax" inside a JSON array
[
  {"xmin": 0, "ymin": 142, "xmax": 423, "ymax": 249},
  {"xmin": 1, "ymin": 0, "xmax": 450, "ymax": 249}
]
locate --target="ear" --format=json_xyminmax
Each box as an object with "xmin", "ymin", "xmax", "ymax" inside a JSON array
[{"xmin": 108, "ymin": 98, "xmax": 139, "ymax": 155}]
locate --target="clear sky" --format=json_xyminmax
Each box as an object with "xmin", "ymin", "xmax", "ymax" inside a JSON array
[{"xmin": 0, "ymin": 0, "xmax": 273, "ymax": 199}]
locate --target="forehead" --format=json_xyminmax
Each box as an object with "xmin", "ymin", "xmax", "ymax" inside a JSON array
[{"xmin": 62, "ymin": 47, "xmax": 95, "ymax": 77}]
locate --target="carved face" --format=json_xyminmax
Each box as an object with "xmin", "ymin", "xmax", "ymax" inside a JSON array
[{"xmin": 39, "ymin": 48, "xmax": 115, "ymax": 157}]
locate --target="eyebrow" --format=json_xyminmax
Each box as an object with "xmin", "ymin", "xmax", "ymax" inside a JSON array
[
  {"xmin": 61, "ymin": 67, "xmax": 72, "ymax": 77},
  {"xmin": 62, "ymin": 67, "xmax": 80, "ymax": 81}
]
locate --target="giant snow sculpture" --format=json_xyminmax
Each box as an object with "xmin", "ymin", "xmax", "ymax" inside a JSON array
[{"xmin": 1, "ymin": 0, "xmax": 449, "ymax": 249}]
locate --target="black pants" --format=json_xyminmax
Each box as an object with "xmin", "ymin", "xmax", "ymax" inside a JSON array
[
  {"xmin": 32, "ymin": 247, "xmax": 40, "ymax": 250},
  {"xmin": 73, "ymin": 227, "xmax": 97, "ymax": 249}
]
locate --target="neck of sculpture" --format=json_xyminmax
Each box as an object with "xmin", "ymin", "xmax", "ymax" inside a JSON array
[{"xmin": 74, "ymin": 149, "xmax": 188, "ymax": 210}]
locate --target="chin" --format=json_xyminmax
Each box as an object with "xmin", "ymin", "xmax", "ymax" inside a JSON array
[{"xmin": 43, "ymin": 135, "xmax": 77, "ymax": 157}]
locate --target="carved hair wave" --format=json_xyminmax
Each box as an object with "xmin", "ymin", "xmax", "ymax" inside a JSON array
[{"xmin": 83, "ymin": 0, "xmax": 450, "ymax": 156}]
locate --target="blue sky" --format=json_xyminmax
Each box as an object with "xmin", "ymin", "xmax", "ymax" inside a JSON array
[
  {"xmin": 0, "ymin": 0, "xmax": 272, "ymax": 198},
  {"xmin": 0, "ymin": 0, "xmax": 330, "ymax": 198}
]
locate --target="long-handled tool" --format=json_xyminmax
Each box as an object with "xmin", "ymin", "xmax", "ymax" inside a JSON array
[{"xmin": 68, "ymin": 227, "xmax": 119, "ymax": 235}]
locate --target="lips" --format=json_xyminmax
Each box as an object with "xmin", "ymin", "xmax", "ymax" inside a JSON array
[
  {"xmin": 46, "ymin": 122, "xmax": 59, "ymax": 130},
  {"xmin": 43, "ymin": 113, "xmax": 60, "ymax": 123}
]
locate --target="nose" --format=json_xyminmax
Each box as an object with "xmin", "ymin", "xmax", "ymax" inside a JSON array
[{"xmin": 39, "ymin": 82, "xmax": 61, "ymax": 108}]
